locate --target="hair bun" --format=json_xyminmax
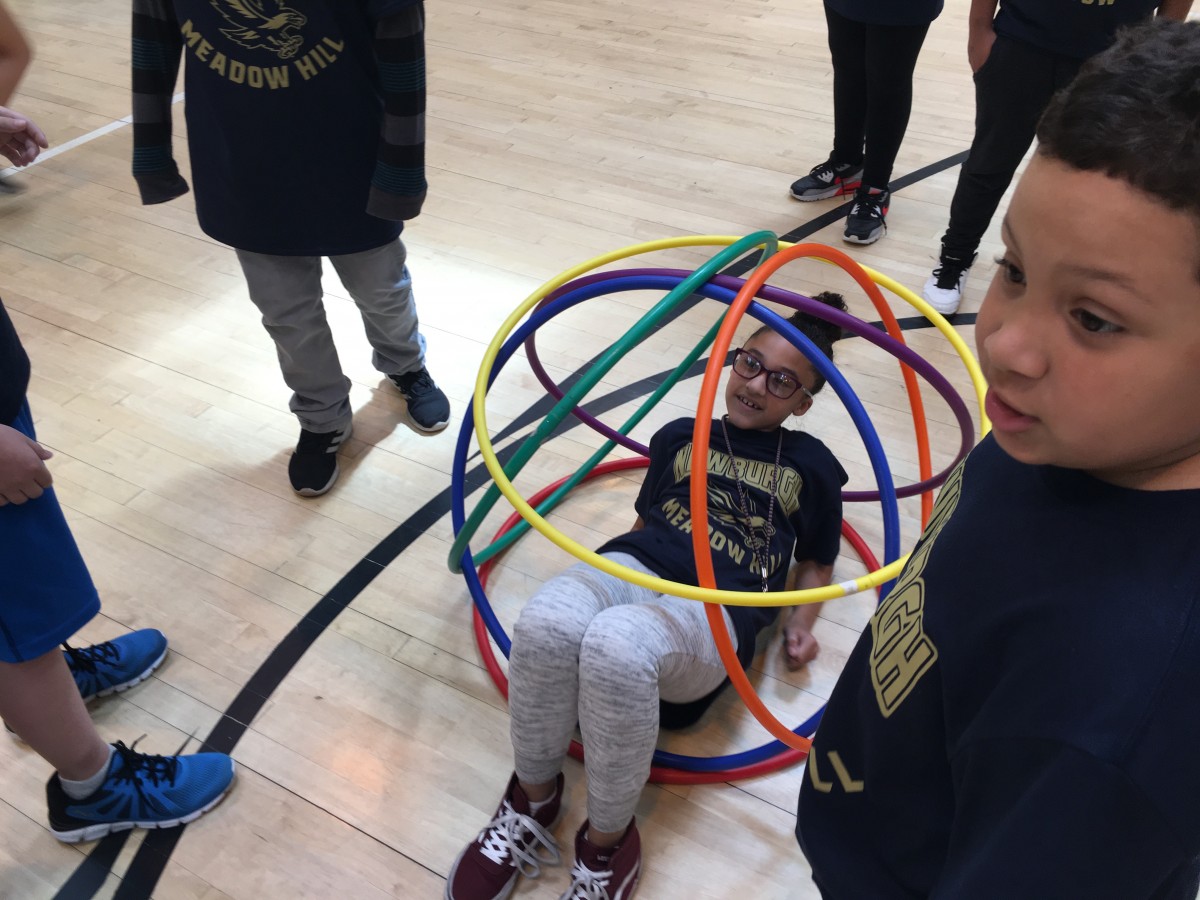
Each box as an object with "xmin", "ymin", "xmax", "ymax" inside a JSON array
[{"xmin": 809, "ymin": 291, "xmax": 847, "ymax": 346}]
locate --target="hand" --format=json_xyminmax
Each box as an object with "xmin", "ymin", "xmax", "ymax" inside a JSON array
[
  {"xmin": 967, "ymin": 25, "xmax": 996, "ymax": 74},
  {"xmin": 0, "ymin": 106, "xmax": 47, "ymax": 167},
  {"xmin": 781, "ymin": 608, "xmax": 820, "ymax": 671},
  {"xmin": 0, "ymin": 422, "xmax": 53, "ymax": 504}
]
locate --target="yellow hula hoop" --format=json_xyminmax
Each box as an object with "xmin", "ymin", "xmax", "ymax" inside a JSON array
[{"xmin": 470, "ymin": 236, "xmax": 989, "ymax": 607}]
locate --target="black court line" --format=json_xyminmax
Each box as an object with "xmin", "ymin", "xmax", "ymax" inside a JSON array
[{"xmin": 55, "ymin": 149, "xmax": 971, "ymax": 900}]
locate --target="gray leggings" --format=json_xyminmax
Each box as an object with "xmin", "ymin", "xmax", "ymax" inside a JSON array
[
  {"xmin": 509, "ymin": 552, "xmax": 737, "ymax": 833},
  {"xmin": 236, "ymin": 239, "xmax": 426, "ymax": 432}
]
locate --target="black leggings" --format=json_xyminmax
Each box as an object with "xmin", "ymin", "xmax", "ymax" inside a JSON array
[{"xmin": 825, "ymin": 5, "xmax": 931, "ymax": 190}]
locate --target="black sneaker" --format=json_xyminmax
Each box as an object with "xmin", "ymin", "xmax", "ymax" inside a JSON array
[
  {"xmin": 922, "ymin": 250, "xmax": 976, "ymax": 315},
  {"xmin": 390, "ymin": 367, "xmax": 450, "ymax": 433},
  {"xmin": 789, "ymin": 158, "xmax": 863, "ymax": 201},
  {"xmin": 288, "ymin": 424, "xmax": 351, "ymax": 497},
  {"xmin": 843, "ymin": 188, "xmax": 890, "ymax": 245}
]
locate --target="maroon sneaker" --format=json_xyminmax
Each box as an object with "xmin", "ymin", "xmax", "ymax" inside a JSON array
[
  {"xmin": 559, "ymin": 819, "xmax": 642, "ymax": 900},
  {"xmin": 445, "ymin": 773, "xmax": 564, "ymax": 900}
]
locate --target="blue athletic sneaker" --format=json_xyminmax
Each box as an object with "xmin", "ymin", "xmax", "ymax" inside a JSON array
[
  {"xmin": 4, "ymin": 630, "xmax": 171, "ymax": 742},
  {"xmin": 64, "ymin": 629, "xmax": 169, "ymax": 702},
  {"xmin": 46, "ymin": 740, "xmax": 236, "ymax": 842}
]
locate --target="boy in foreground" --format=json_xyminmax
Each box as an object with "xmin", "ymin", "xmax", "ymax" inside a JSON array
[{"xmin": 797, "ymin": 20, "xmax": 1200, "ymax": 898}]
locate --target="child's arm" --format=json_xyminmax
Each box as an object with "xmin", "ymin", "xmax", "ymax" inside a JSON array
[
  {"xmin": 368, "ymin": 3, "xmax": 428, "ymax": 221},
  {"xmin": 1156, "ymin": 0, "xmax": 1194, "ymax": 20},
  {"xmin": 780, "ymin": 560, "xmax": 833, "ymax": 670},
  {"xmin": 967, "ymin": 0, "xmax": 1000, "ymax": 73},
  {"xmin": 0, "ymin": 105, "xmax": 46, "ymax": 167},
  {"xmin": 0, "ymin": 423, "xmax": 53, "ymax": 505},
  {"xmin": 0, "ymin": 1, "xmax": 30, "ymax": 105},
  {"xmin": 131, "ymin": 0, "xmax": 188, "ymax": 204}
]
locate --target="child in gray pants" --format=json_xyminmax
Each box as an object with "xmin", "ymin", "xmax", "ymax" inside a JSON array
[{"xmin": 447, "ymin": 294, "xmax": 850, "ymax": 900}]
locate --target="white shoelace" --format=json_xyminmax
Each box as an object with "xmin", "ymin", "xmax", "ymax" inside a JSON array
[
  {"xmin": 477, "ymin": 801, "xmax": 560, "ymax": 877},
  {"xmin": 560, "ymin": 858, "xmax": 615, "ymax": 900}
]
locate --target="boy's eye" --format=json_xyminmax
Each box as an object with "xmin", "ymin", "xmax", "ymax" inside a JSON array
[
  {"xmin": 1072, "ymin": 308, "xmax": 1123, "ymax": 334},
  {"xmin": 995, "ymin": 257, "xmax": 1026, "ymax": 285},
  {"xmin": 769, "ymin": 372, "xmax": 796, "ymax": 392}
]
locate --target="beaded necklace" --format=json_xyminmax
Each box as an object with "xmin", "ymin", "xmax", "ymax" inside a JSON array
[{"xmin": 719, "ymin": 415, "xmax": 784, "ymax": 592}]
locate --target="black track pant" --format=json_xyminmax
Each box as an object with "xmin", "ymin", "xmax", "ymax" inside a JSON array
[
  {"xmin": 826, "ymin": 5, "xmax": 931, "ymax": 190},
  {"xmin": 940, "ymin": 35, "xmax": 1082, "ymax": 260}
]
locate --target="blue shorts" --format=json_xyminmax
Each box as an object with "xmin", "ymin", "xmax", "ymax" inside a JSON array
[{"xmin": 0, "ymin": 401, "xmax": 100, "ymax": 663}]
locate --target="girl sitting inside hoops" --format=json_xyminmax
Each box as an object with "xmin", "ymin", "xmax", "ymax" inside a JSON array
[{"xmin": 447, "ymin": 293, "xmax": 849, "ymax": 900}]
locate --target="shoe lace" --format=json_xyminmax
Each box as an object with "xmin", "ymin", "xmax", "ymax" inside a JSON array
[
  {"xmin": 851, "ymin": 194, "xmax": 884, "ymax": 220},
  {"xmin": 62, "ymin": 640, "xmax": 120, "ymax": 675},
  {"xmin": 562, "ymin": 858, "xmax": 614, "ymax": 900},
  {"xmin": 110, "ymin": 738, "xmax": 182, "ymax": 796},
  {"xmin": 397, "ymin": 370, "xmax": 436, "ymax": 397},
  {"xmin": 477, "ymin": 800, "xmax": 560, "ymax": 877},
  {"xmin": 808, "ymin": 159, "xmax": 837, "ymax": 182},
  {"xmin": 932, "ymin": 262, "xmax": 965, "ymax": 290}
]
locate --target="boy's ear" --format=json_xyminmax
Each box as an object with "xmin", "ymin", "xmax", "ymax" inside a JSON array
[{"xmin": 790, "ymin": 393, "xmax": 814, "ymax": 418}]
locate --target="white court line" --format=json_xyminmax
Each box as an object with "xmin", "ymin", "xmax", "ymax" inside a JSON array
[{"xmin": 0, "ymin": 92, "xmax": 185, "ymax": 180}]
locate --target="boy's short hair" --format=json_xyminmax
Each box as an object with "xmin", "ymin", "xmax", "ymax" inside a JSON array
[{"xmin": 1036, "ymin": 21, "xmax": 1200, "ymax": 230}]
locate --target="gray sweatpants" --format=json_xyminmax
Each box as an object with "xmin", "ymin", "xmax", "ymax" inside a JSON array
[
  {"xmin": 509, "ymin": 552, "xmax": 737, "ymax": 833},
  {"xmin": 236, "ymin": 239, "xmax": 427, "ymax": 433}
]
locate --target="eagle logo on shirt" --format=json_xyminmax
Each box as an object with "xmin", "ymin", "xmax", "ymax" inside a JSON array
[
  {"xmin": 707, "ymin": 484, "xmax": 775, "ymax": 544},
  {"xmin": 210, "ymin": 0, "xmax": 307, "ymax": 60}
]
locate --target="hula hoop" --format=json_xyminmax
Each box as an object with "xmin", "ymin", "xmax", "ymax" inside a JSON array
[
  {"xmin": 457, "ymin": 237, "xmax": 988, "ymax": 605},
  {"xmin": 449, "ymin": 231, "xmax": 780, "ymax": 574},
  {"xmin": 452, "ymin": 278, "xmax": 974, "ymax": 604},
  {"xmin": 448, "ymin": 273, "xmax": 973, "ymax": 765},
  {"xmin": 523, "ymin": 268, "xmax": 972, "ymax": 501},
  {"xmin": 690, "ymin": 242, "xmax": 929, "ymax": 750},
  {"xmin": 472, "ymin": 271, "xmax": 974, "ymax": 570},
  {"xmin": 448, "ymin": 234, "xmax": 989, "ymax": 759}
]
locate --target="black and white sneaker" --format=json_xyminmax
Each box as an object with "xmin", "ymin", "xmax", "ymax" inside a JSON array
[
  {"xmin": 843, "ymin": 188, "xmax": 890, "ymax": 245},
  {"xmin": 789, "ymin": 158, "xmax": 863, "ymax": 201},
  {"xmin": 922, "ymin": 250, "xmax": 976, "ymax": 315},
  {"xmin": 390, "ymin": 367, "xmax": 450, "ymax": 433},
  {"xmin": 288, "ymin": 424, "xmax": 351, "ymax": 497}
]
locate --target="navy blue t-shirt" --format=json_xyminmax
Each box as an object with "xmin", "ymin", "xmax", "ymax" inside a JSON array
[
  {"xmin": 825, "ymin": 0, "xmax": 944, "ymax": 27},
  {"xmin": 797, "ymin": 435, "xmax": 1200, "ymax": 898},
  {"xmin": 994, "ymin": 0, "xmax": 1160, "ymax": 59},
  {"xmin": 0, "ymin": 298, "xmax": 30, "ymax": 426},
  {"xmin": 600, "ymin": 417, "xmax": 846, "ymax": 669},
  {"xmin": 169, "ymin": 0, "xmax": 413, "ymax": 255}
]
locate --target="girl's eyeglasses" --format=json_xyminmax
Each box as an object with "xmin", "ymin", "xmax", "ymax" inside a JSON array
[{"xmin": 731, "ymin": 349, "xmax": 812, "ymax": 400}]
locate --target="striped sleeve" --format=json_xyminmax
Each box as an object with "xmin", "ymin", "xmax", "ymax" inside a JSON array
[
  {"xmin": 368, "ymin": 3, "xmax": 427, "ymax": 221},
  {"xmin": 132, "ymin": 0, "xmax": 188, "ymax": 204}
]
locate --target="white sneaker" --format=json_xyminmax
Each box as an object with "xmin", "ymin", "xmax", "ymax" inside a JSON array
[{"xmin": 922, "ymin": 258, "xmax": 973, "ymax": 315}]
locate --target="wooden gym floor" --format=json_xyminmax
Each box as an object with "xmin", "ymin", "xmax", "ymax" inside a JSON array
[{"xmin": 0, "ymin": 0, "xmax": 1081, "ymax": 896}]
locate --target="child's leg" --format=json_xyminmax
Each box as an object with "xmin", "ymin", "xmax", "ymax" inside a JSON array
[
  {"xmin": 328, "ymin": 239, "xmax": 426, "ymax": 378},
  {"xmin": 859, "ymin": 20, "xmax": 931, "ymax": 189},
  {"xmin": 508, "ymin": 558, "xmax": 660, "ymax": 796},
  {"xmin": 0, "ymin": 648, "xmax": 110, "ymax": 781},
  {"xmin": 824, "ymin": 5, "xmax": 868, "ymax": 168},
  {"xmin": 576, "ymin": 593, "xmax": 734, "ymax": 841},
  {"xmin": 234, "ymin": 250, "xmax": 354, "ymax": 433}
]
